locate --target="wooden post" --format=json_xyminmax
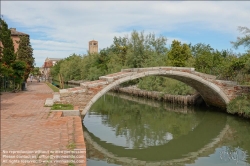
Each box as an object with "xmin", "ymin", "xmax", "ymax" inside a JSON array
[
  {"xmin": 58, "ymin": 74, "xmax": 62, "ymax": 89},
  {"xmin": 61, "ymin": 74, "xmax": 64, "ymax": 89}
]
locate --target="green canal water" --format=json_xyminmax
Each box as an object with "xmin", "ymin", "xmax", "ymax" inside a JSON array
[{"xmin": 83, "ymin": 93, "xmax": 250, "ymax": 166}]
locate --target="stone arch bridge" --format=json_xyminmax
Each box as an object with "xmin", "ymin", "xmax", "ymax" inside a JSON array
[{"xmin": 55, "ymin": 67, "xmax": 249, "ymax": 115}]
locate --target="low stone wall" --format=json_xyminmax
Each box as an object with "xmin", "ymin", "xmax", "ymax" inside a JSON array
[
  {"xmin": 212, "ymin": 80, "xmax": 250, "ymax": 100},
  {"xmin": 111, "ymin": 86, "xmax": 204, "ymax": 106}
]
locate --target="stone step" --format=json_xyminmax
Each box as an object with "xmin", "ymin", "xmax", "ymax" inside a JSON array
[
  {"xmin": 53, "ymin": 92, "xmax": 60, "ymax": 102},
  {"xmin": 44, "ymin": 98, "xmax": 54, "ymax": 106}
]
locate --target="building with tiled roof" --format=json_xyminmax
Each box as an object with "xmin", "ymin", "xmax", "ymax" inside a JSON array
[{"xmin": 42, "ymin": 57, "xmax": 63, "ymax": 80}]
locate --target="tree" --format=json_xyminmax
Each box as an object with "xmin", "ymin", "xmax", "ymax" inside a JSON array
[
  {"xmin": 231, "ymin": 26, "xmax": 250, "ymax": 51},
  {"xmin": 11, "ymin": 60, "xmax": 26, "ymax": 86},
  {"xmin": 0, "ymin": 18, "xmax": 16, "ymax": 76},
  {"xmin": 60, "ymin": 54, "xmax": 83, "ymax": 81},
  {"xmin": 31, "ymin": 67, "xmax": 41, "ymax": 76},
  {"xmin": 167, "ymin": 40, "xmax": 191, "ymax": 67},
  {"xmin": 16, "ymin": 35, "xmax": 35, "ymax": 81}
]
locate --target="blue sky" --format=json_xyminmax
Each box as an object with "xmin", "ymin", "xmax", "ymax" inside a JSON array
[{"xmin": 2, "ymin": 1, "xmax": 250, "ymax": 67}]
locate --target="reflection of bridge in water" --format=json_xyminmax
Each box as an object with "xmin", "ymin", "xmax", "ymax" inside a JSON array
[
  {"xmin": 83, "ymin": 93, "xmax": 230, "ymax": 166},
  {"xmin": 83, "ymin": 124, "xmax": 230, "ymax": 166}
]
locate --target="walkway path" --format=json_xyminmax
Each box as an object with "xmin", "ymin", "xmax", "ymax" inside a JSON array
[{"xmin": 1, "ymin": 80, "xmax": 86, "ymax": 166}]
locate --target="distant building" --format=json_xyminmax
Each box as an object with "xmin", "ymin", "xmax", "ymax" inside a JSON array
[
  {"xmin": 42, "ymin": 57, "xmax": 63, "ymax": 80},
  {"xmin": 89, "ymin": 40, "xmax": 98, "ymax": 54}
]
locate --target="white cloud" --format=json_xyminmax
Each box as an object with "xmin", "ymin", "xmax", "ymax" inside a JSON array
[{"xmin": 2, "ymin": 1, "xmax": 250, "ymax": 67}]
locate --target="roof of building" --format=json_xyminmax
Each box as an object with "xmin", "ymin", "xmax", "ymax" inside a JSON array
[{"xmin": 10, "ymin": 28, "xmax": 29, "ymax": 36}]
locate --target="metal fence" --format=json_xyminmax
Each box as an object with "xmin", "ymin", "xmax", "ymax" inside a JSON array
[{"xmin": 0, "ymin": 76, "xmax": 16, "ymax": 92}]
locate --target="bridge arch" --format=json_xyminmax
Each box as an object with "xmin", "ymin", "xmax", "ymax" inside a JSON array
[{"xmin": 82, "ymin": 68, "xmax": 229, "ymax": 115}]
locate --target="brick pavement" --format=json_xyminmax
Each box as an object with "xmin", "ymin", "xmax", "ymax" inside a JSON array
[{"xmin": 1, "ymin": 81, "xmax": 86, "ymax": 166}]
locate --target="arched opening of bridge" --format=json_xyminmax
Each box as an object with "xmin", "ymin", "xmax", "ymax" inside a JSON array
[{"xmin": 81, "ymin": 68, "xmax": 229, "ymax": 115}]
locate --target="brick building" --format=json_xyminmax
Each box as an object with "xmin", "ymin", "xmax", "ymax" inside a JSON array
[{"xmin": 42, "ymin": 57, "xmax": 62, "ymax": 80}]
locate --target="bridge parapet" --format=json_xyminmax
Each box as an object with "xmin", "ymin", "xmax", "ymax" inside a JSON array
[
  {"xmin": 193, "ymin": 71, "xmax": 217, "ymax": 80},
  {"xmin": 80, "ymin": 80, "xmax": 108, "ymax": 88},
  {"xmin": 99, "ymin": 71, "xmax": 135, "ymax": 82},
  {"xmin": 121, "ymin": 67, "xmax": 195, "ymax": 73}
]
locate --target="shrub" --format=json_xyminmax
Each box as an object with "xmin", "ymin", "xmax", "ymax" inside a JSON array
[{"xmin": 227, "ymin": 94, "xmax": 250, "ymax": 118}]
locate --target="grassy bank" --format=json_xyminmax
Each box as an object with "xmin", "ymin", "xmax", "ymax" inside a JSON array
[
  {"xmin": 51, "ymin": 104, "xmax": 74, "ymax": 110},
  {"xmin": 46, "ymin": 82, "xmax": 59, "ymax": 92},
  {"xmin": 227, "ymin": 94, "xmax": 250, "ymax": 118}
]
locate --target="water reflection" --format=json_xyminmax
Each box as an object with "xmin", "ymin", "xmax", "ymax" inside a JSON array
[{"xmin": 83, "ymin": 93, "xmax": 250, "ymax": 166}]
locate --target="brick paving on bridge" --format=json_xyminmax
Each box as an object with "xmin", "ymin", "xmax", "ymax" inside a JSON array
[{"xmin": 1, "ymin": 80, "xmax": 86, "ymax": 166}]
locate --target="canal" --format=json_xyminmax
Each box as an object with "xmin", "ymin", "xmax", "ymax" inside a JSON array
[{"xmin": 83, "ymin": 93, "xmax": 250, "ymax": 166}]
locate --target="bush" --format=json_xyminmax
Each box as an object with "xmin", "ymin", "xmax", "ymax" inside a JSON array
[
  {"xmin": 227, "ymin": 94, "xmax": 250, "ymax": 118},
  {"xmin": 137, "ymin": 76, "xmax": 196, "ymax": 95}
]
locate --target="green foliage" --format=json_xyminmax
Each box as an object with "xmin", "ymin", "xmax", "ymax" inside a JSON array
[
  {"xmin": 50, "ymin": 29, "xmax": 250, "ymax": 93},
  {"xmin": 0, "ymin": 62, "xmax": 14, "ymax": 77},
  {"xmin": 191, "ymin": 43, "xmax": 220, "ymax": 74},
  {"xmin": 51, "ymin": 104, "xmax": 74, "ymax": 110},
  {"xmin": 0, "ymin": 19, "xmax": 36, "ymax": 87},
  {"xmin": 16, "ymin": 35, "xmax": 35, "ymax": 81},
  {"xmin": 0, "ymin": 19, "xmax": 15, "ymax": 63},
  {"xmin": 11, "ymin": 60, "xmax": 26, "ymax": 85},
  {"xmin": 59, "ymin": 54, "xmax": 83, "ymax": 81},
  {"xmin": 0, "ymin": 18, "xmax": 16, "ymax": 76},
  {"xmin": 50, "ymin": 59, "xmax": 63, "ymax": 79},
  {"xmin": 31, "ymin": 67, "xmax": 41, "ymax": 76},
  {"xmin": 231, "ymin": 26, "xmax": 250, "ymax": 51},
  {"xmin": 227, "ymin": 94, "xmax": 250, "ymax": 118},
  {"xmin": 167, "ymin": 40, "xmax": 191, "ymax": 67},
  {"xmin": 46, "ymin": 82, "xmax": 59, "ymax": 92},
  {"xmin": 137, "ymin": 76, "xmax": 196, "ymax": 95}
]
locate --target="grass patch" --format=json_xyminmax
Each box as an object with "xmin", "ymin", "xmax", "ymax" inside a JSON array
[
  {"xmin": 67, "ymin": 142, "xmax": 76, "ymax": 150},
  {"xmin": 46, "ymin": 82, "xmax": 59, "ymax": 92},
  {"xmin": 51, "ymin": 104, "xmax": 74, "ymax": 110}
]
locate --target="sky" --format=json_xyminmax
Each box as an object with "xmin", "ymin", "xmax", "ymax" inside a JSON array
[{"xmin": 1, "ymin": 1, "xmax": 250, "ymax": 67}]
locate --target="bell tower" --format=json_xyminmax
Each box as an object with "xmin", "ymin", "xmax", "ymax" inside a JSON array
[{"xmin": 89, "ymin": 40, "xmax": 98, "ymax": 54}]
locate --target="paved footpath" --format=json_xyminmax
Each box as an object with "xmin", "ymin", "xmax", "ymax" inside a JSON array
[{"xmin": 1, "ymin": 81, "xmax": 86, "ymax": 166}]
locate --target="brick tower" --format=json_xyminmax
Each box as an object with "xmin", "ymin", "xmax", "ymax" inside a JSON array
[{"xmin": 89, "ymin": 40, "xmax": 98, "ymax": 54}]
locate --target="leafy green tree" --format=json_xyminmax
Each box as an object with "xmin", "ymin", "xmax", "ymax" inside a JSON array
[
  {"xmin": 31, "ymin": 67, "xmax": 41, "ymax": 76},
  {"xmin": 11, "ymin": 60, "xmax": 26, "ymax": 86},
  {"xmin": 191, "ymin": 43, "xmax": 228, "ymax": 75},
  {"xmin": 59, "ymin": 54, "xmax": 83, "ymax": 81},
  {"xmin": 50, "ymin": 59, "xmax": 64, "ymax": 79},
  {"xmin": 167, "ymin": 40, "xmax": 191, "ymax": 67},
  {"xmin": 0, "ymin": 18, "xmax": 16, "ymax": 76},
  {"xmin": 16, "ymin": 35, "xmax": 35, "ymax": 81},
  {"xmin": 231, "ymin": 26, "xmax": 250, "ymax": 51}
]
